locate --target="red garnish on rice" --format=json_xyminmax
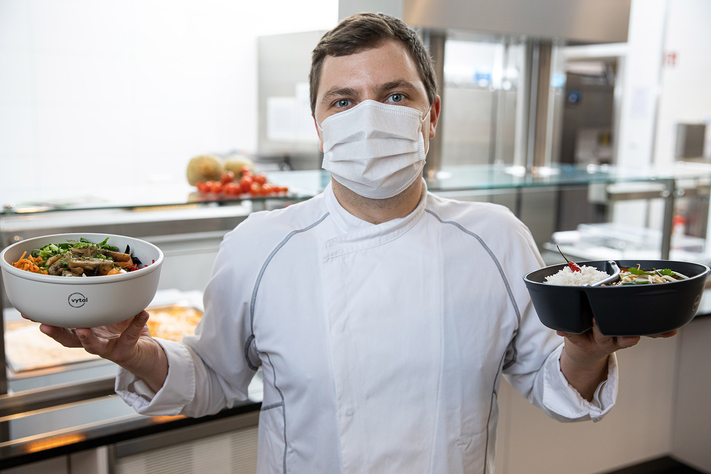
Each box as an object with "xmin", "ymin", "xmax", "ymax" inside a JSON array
[{"xmin": 557, "ymin": 245, "xmax": 581, "ymax": 272}]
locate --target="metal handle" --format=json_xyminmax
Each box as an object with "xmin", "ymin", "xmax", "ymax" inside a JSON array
[{"xmin": 590, "ymin": 260, "xmax": 621, "ymax": 287}]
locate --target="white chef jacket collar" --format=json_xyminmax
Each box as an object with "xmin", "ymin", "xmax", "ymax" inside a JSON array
[
  {"xmin": 324, "ymin": 181, "xmax": 376, "ymax": 233},
  {"xmin": 323, "ymin": 179, "xmax": 428, "ymax": 255}
]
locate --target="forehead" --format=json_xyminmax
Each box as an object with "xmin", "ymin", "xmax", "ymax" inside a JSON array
[{"xmin": 317, "ymin": 40, "xmax": 424, "ymax": 97}]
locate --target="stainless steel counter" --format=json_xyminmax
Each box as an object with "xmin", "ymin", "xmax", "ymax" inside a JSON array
[
  {"xmin": 1, "ymin": 369, "xmax": 264, "ymax": 470},
  {"xmin": 0, "ymin": 396, "xmax": 261, "ymax": 470}
]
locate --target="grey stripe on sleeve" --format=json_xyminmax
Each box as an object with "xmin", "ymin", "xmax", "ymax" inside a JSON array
[
  {"xmin": 249, "ymin": 212, "xmax": 331, "ymax": 332},
  {"xmin": 481, "ymin": 350, "xmax": 509, "ymax": 474},
  {"xmin": 244, "ymin": 211, "xmax": 330, "ymax": 474},
  {"xmin": 261, "ymin": 401, "xmax": 285, "ymax": 411},
  {"xmin": 242, "ymin": 212, "xmax": 331, "ymax": 369},
  {"xmin": 425, "ymin": 209, "xmax": 522, "ymax": 368}
]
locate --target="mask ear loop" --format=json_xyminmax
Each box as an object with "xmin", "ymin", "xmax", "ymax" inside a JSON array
[
  {"xmin": 419, "ymin": 106, "xmax": 433, "ymax": 134},
  {"xmin": 421, "ymin": 106, "xmax": 432, "ymax": 124},
  {"xmin": 419, "ymin": 106, "xmax": 433, "ymax": 158}
]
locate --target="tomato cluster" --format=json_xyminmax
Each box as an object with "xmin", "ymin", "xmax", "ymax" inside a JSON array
[{"xmin": 195, "ymin": 169, "xmax": 288, "ymax": 197}]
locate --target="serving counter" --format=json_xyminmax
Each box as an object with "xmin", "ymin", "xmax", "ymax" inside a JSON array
[{"xmin": 3, "ymin": 163, "xmax": 711, "ymax": 473}]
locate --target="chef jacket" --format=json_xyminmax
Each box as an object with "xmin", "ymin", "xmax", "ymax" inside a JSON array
[{"xmin": 117, "ymin": 181, "xmax": 618, "ymax": 474}]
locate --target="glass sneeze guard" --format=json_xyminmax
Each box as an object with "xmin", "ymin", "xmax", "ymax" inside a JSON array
[
  {"xmin": 3, "ymin": 163, "xmax": 710, "ymax": 216},
  {"xmin": 2, "ymin": 162, "xmax": 711, "ymax": 414}
]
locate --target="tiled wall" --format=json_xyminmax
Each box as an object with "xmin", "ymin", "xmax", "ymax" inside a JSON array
[{"xmin": 0, "ymin": 0, "xmax": 336, "ymax": 206}]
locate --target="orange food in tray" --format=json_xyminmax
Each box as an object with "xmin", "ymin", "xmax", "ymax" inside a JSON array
[
  {"xmin": 146, "ymin": 305, "xmax": 203, "ymax": 342},
  {"xmin": 4, "ymin": 305, "xmax": 203, "ymax": 373},
  {"xmin": 5, "ymin": 320, "xmax": 99, "ymax": 372}
]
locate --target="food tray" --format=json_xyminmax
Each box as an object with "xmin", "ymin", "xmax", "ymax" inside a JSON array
[
  {"xmin": 145, "ymin": 305, "xmax": 203, "ymax": 341},
  {"xmin": 4, "ymin": 320, "xmax": 101, "ymax": 373},
  {"xmin": 4, "ymin": 304, "xmax": 203, "ymax": 374}
]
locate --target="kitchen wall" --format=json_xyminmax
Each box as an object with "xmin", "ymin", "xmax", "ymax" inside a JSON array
[
  {"xmin": 609, "ymin": 0, "xmax": 711, "ymax": 243},
  {"xmin": 615, "ymin": 0, "xmax": 666, "ymax": 171},
  {"xmin": 0, "ymin": 0, "xmax": 337, "ymax": 206},
  {"xmin": 653, "ymin": 0, "xmax": 711, "ymax": 165}
]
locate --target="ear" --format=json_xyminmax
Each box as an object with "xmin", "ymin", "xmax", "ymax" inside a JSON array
[
  {"xmin": 313, "ymin": 115, "xmax": 324, "ymax": 153},
  {"xmin": 428, "ymin": 95, "xmax": 442, "ymax": 139}
]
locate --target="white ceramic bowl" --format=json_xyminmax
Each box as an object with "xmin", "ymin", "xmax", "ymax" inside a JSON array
[{"xmin": 1, "ymin": 233, "xmax": 163, "ymax": 327}]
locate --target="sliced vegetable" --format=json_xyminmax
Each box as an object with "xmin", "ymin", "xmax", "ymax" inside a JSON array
[
  {"xmin": 12, "ymin": 251, "xmax": 48, "ymax": 275},
  {"xmin": 613, "ymin": 265, "xmax": 689, "ymax": 286}
]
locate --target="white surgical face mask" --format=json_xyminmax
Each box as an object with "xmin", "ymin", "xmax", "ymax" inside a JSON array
[{"xmin": 318, "ymin": 100, "xmax": 431, "ymax": 200}]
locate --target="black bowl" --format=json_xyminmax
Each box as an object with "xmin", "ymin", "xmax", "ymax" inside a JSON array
[{"xmin": 524, "ymin": 260, "xmax": 710, "ymax": 336}]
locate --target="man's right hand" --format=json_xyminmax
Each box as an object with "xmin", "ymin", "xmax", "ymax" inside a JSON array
[{"xmin": 27, "ymin": 311, "xmax": 169, "ymax": 393}]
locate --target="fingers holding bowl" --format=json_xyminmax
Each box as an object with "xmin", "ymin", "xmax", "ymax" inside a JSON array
[
  {"xmin": 20, "ymin": 313, "xmax": 40, "ymax": 324},
  {"xmin": 557, "ymin": 320, "xmax": 641, "ymax": 359},
  {"xmin": 26, "ymin": 310, "xmax": 150, "ymax": 363},
  {"xmin": 114, "ymin": 311, "xmax": 151, "ymax": 358},
  {"xmin": 38, "ymin": 324, "xmax": 84, "ymax": 348},
  {"xmin": 556, "ymin": 330, "xmax": 591, "ymax": 346},
  {"xmin": 72, "ymin": 311, "xmax": 150, "ymax": 360},
  {"xmin": 73, "ymin": 327, "xmax": 110, "ymax": 356},
  {"xmin": 591, "ymin": 319, "xmax": 641, "ymax": 350},
  {"xmin": 647, "ymin": 329, "xmax": 679, "ymax": 338}
]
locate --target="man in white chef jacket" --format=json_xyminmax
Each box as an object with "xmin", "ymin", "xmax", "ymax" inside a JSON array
[{"xmin": 37, "ymin": 13, "xmax": 668, "ymax": 474}]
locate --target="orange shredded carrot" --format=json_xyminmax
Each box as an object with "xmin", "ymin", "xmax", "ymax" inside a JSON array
[{"xmin": 13, "ymin": 251, "xmax": 49, "ymax": 275}]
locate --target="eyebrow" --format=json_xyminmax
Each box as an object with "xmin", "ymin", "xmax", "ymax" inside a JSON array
[
  {"xmin": 320, "ymin": 87, "xmax": 359, "ymax": 105},
  {"xmin": 319, "ymin": 80, "xmax": 420, "ymax": 105},
  {"xmin": 375, "ymin": 80, "xmax": 418, "ymax": 95}
]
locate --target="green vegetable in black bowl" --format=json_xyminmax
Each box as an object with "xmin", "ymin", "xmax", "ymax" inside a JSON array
[{"xmin": 615, "ymin": 265, "xmax": 689, "ymax": 286}]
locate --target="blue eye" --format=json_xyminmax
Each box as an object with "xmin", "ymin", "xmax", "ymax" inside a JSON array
[
  {"xmin": 336, "ymin": 99, "xmax": 351, "ymax": 108},
  {"xmin": 388, "ymin": 94, "xmax": 404, "ymax": 103}
]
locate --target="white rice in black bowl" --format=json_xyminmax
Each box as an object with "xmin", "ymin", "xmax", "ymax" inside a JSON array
[{"xmin": 544, "ymin": 265, "xmax": 610, "ymax": 286}]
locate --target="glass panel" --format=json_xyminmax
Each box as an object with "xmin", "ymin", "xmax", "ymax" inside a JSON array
[
  {"xmin": 3, "ymin": 164, "xmax": 711, "ymax": 401},
  {"xmin": 441, "ymin": 38, "xmax": 525, "ymax": 167},
  {"xmin": 0, "ymin": 180, "xmax": 313, "ymax": 216}
]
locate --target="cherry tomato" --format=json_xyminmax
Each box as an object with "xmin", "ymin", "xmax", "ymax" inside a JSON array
[
  {"xmin": 196, "ymin": 181, "xmax": 208, "ymax": 193},
  {"xmin": 261, "ymin": 183, "xmax": 274, "ymax": 195},
  {"xmin": 254, "ymin": 174, "xmax": 267, "ymax": 185},
  {"xmin": 239, "ymin": 174, "xmax": 254, "ymax": 192},
  {"xmin": 240, "ymin": 174, "xmax": 253, "ymax": 186},
  {"xmin": 250, "ymin": 182, "xmax": 263, "ymax": 195},
  {"xmin": 221, "ymin": 171, "xmax": 235, "ymax": 184},
  {"xmin": 208, "ymin": 181, "xmax": 223, "ymax": 194},
  {"xmin": 224, "ymin": 182, "xmax": 240, "ymax": 195}
]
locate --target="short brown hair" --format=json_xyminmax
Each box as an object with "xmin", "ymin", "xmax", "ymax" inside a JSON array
[{"xmin": 309, "ymin": 12, "xmax": 438, "ymax": 115}]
